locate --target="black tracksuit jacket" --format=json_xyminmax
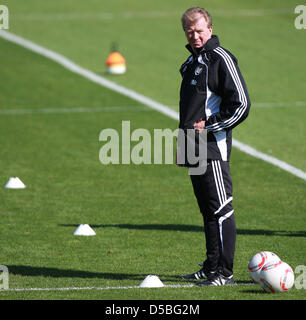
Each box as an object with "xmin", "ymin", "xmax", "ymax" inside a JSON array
[{"xmin": 179, "ymin": 35, "xmax": 251, "ymax": 162}]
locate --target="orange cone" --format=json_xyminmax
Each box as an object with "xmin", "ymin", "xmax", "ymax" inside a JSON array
[{"xmin": 105, "ymin": 51, "xmax": 126, "ymax": 74}]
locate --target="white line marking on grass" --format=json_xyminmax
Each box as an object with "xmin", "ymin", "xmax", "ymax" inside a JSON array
[
  {"xmin": 0, "ymin": 106, "xmax": 150, "ymax": 115},
  {"xmin": 171, "ymin": 101, "xmax": 306, "ymax": 109},
  {"xmin": 4, "ymin": 285, "xmax": 193, "ymax": 292},
  {"xmin": 2, "ymin": 101, "xmax": 304, "ymax": 116},
  {"xmin": 3, "ymin": 282, "xmax": 255, "ymax": 292},
  {"xmin": 232, "ymin": 140, "xmax": 306, "ymax": 181},
  {"xmin": 252, "ymin": 101, "xmax": 306, "ymax": 108},
  {"xmin": 0, "ymin": 30, "xmax": 305, "ymax": 181},
  {"xmin": 11, "ymin": 8, "xmax": 293, "ymax": 21}
]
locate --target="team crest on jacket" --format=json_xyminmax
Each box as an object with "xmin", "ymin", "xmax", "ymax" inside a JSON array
[{"xmin": 195, "ymin": 66, "xmax": 203, "ymax": 75}]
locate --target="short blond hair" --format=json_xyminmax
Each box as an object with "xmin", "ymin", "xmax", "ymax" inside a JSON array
[{"xmin": 181, "ymin": 7, "xmax": 212, "ymax": 30}]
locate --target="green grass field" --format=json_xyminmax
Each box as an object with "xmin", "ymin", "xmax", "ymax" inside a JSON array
[{"xmin": 0, "ymin": 0, "xmax": 305, "ymax": 301}]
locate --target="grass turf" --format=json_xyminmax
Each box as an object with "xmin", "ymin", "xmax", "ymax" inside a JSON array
[{"xmin": 0, "ymin": 0, "xmax": 305, "ymax": 301}]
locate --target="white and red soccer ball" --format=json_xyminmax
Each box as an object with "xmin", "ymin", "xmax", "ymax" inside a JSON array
[
  {"xmin": 248, "ymin": 251, "xmax": 280, "ymax": 283},
  {"xmin": 259, "ymin": 260, "xmax": 295, "ymax": 293},
  {"xmin": 248, "ymin": 251, "xmax": 295, "ymax": 293}
]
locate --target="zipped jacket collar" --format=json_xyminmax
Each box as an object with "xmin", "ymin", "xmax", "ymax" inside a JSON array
[{"xmin": 186, "ymin": 35, "xmax": 220, "ymax": 56}]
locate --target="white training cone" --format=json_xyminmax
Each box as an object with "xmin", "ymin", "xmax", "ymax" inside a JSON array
[
  {"xmin": 139, "ymin": 275, "xmax": 164, "ymax": 288},
  {"xmin": 73, "ymin": 224, "xmax": 96, "ymax": 236},
  {"xmin": 5, "ymin": 177, "xmax": 26, "ymax": 189}
]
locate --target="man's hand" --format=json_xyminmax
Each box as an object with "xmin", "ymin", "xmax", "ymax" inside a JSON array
[{"xmin": 193, "ymin": 119, "xmax": 205, "ymax": 132}]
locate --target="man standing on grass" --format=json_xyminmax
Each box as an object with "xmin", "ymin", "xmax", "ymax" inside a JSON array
[{"xmin": 178, "ymin": 7, "xmax": 251, "ymax": 286}]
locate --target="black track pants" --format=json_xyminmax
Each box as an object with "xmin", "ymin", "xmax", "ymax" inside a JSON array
[{"xmin": 189, "ymin": 160, "xmax": 236, "ymax": 277}]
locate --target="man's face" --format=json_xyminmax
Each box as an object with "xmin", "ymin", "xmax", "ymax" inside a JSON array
[{"xmin": 184, "ymin": 14, "xmax": 212, "ymax": 52}]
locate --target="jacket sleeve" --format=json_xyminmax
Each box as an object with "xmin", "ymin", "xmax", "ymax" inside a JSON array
[{"xmin": 204, "ymin": 49, "xmax": 251, "ymax": 132}]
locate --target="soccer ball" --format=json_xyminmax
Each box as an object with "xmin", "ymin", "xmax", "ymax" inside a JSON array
[
  {"xmin": 259, "ymin": 261, "xmax": 295, "ymax": 293},
  {"xmin": 248, "ymin": 251, "xmax": 280, "ymax": 283}
]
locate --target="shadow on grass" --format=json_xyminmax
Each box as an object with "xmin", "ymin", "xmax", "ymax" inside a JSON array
[
  {"xmin": 241, "ymin": 289, "xmax": 266, "ymax": 294},
  {"xmin": 59, "ymin": 223, "xmax": 306, "ymax": 237},
  {"xmin": 7, "ymin": 265, "xmax": 181, "ymax": 282},
  {"xmin": 7, "ymin": 265, "xmax": 258, "ymax": 288}
]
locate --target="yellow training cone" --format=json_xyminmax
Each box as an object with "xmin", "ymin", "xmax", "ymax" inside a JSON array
[{"xmin": 105, "ymin": 51, "xmax": 126, "ymax": 74}]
